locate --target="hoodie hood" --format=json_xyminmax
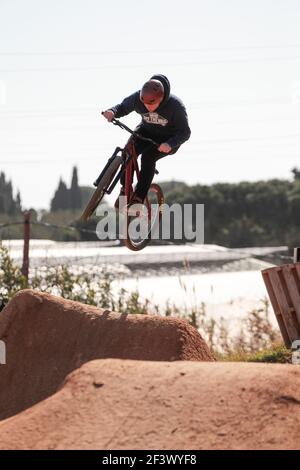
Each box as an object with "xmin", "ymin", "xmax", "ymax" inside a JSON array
[
  {"xmin": 110, "ymin": 74, "xmax": 190, "ymax": 149},
  {"xmin": 150, "ymin": 74, "xmax": 171, "ymax": 104}
]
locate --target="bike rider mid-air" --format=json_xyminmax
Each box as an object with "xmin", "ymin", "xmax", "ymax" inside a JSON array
[{"xmin": 103, "ymin": 74, "xmax": 191, "ymax": 209}]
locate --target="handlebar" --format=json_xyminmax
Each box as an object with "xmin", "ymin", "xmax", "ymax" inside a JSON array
[{"xmin": 101, "ymin": 112, "xmax": 159, "ymax": 147}]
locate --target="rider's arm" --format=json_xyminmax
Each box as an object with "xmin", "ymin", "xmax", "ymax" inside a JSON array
[
  {"xmin": 166, "ymin": 100, "xmax": 191, "ymax": 149},
  {"xmin": 110, "ymin": 92, "xmax": 140, "ymax": 118}
]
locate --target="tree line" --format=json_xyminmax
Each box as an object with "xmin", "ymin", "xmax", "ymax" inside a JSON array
[
  {"xmin": 0, "ymin": 172, "xmax": 21, "ymax": 215},
  {"xmin": 163, "ymin": 168, "xmax": 300, "ymax": 247},
  {"xmin": 50, "ymin": 166, "xmax": 94, "ymax": 212},
  {"xmin": 1, "ymin": 168, "xmax": 300, "ymax": 247}
]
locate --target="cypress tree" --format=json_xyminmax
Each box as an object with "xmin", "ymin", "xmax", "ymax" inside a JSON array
[
  {"xmin": 0, "ymin": 172, "xmax": 21, "ymax": 215},
  {"xmin": 50, "ymin": 178, "xmax": 69, "ymax": 211},
  {"xmin": 70, "ymin": 166, "xmax": 82, "ymax": 210},
  {"xmin": 16, "ymin": 191, "xmax": 22, "ymax": 212}
]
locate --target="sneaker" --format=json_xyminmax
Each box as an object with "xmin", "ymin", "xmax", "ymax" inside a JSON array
[
  {"xmin": 129, "ymin": 193, "xmax": 144, "ymax": 205},
  {"xmin": 114, "ymin": 187, "xmax": 126, "ymax": 210}
]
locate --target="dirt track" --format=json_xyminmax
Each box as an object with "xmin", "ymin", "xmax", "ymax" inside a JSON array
[
  {"xmin": 0, "ymin": 289, "xmax": 213, "ymax": 421},
  {"xmin": 1, "ymin": 289, "xmax": 300, "ymax": 450},
  {"xmin": 1, "ymin": 359, "xmax": 300, "ymax": 450}
]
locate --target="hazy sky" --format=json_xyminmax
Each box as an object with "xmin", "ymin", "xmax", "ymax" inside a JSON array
[{"xmin": 1, "ymin": 0, "xmax": 300, "ymax": 210}]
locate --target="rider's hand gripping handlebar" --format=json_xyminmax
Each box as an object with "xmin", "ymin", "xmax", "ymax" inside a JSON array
[{"xmin": 101, "ymin": 111, "xmax": 159, "ymax": 148}]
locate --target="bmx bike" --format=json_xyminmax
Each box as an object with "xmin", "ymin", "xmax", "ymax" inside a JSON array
[{"xmin": 80, "ymin": 117, "xmax": 164, "ymax": 251}]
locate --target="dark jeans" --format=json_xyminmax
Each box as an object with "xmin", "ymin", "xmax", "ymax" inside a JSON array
[{"xmin": 120, "ymin": 138, "xmax": 179, "ymax": 200}]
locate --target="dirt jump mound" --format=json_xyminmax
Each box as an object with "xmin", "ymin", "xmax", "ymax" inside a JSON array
[
  {"xmin": 0, "ymin": 289, "xmax": 213, "ymax": 421},
  {"xmin": 1, "ymin": 359, "xmax": 300, "ymax": 450}
]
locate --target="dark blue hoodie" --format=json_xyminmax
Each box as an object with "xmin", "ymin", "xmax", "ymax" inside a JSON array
[{"xmin": 110, "ymin": 74, "xmax": 191, "ymax": 149}]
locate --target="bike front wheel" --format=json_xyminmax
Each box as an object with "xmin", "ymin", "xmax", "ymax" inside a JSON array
[
  {"xmin": 124, "ymin": 183, "xmax": 164, "ymax": 251},
  {"xmin": 80, "ymin": 155, "xmax": 123, "ymax": 222}
]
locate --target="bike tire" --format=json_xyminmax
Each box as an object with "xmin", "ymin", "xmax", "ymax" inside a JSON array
[
  {"xmin": 80, "ymin": 155, "xmax": 123, "ymax": 221},
  {"xmin": 124, "ymin": 183, "xmax": 164, "ymax": 251}
]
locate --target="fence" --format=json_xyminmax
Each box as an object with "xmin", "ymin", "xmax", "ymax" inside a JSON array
[
  {"xmin": 261, "ymin": 248, "xmax": 300, "ymax": 348},
  {"xmin": 0, "ymin": 211, "xmax": 104, "ymax": 283}
]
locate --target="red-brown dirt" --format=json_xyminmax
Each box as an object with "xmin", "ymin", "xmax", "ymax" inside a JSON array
[
  {"xmin": 0, "ymin": 289, "xmax": 213, "ymax": 421},
  {"xmin": 1, "ymin": 359, "xmax": 300, "ymax": 450}
]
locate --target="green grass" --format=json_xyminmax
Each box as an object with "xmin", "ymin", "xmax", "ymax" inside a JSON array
[
  {"xmin": 217, "ymin": 344, "xmax": 291, "ymax": 363},
  {"xmin": 0, "ymin": 244, "xmax": 290, "ymax": 361}
]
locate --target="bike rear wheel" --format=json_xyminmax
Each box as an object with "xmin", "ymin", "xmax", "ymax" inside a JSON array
[
  {"xmin": 124, "ymin": 183, "xmax": 164, "ymax": 251},
  {"xmin": 80, "ymin": 155, "xmax": 123, "ymax": 221}
]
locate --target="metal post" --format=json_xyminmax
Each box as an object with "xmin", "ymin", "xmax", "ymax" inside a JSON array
[
  {"xmin": 294, "ymin": 247, "xmax": 300, "ymax": 263},
  {"xmin": 22, "ymin": 211, "xmax": 31, "ymax": 283}
]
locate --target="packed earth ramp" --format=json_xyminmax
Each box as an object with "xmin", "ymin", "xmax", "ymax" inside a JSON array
[
  {"xmin": 0, "ymin": 289, "xmax": 213, "ymax": 421},
  {"xmin": 1, "ymin": 359, "xmax": 300, "ymax": 450}
]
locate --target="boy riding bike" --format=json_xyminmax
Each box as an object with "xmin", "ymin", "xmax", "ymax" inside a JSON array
[{"xmin": 102, "ymin": 74, "xmax": 191, "ymax": 209}]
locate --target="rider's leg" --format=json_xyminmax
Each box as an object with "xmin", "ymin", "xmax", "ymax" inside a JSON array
[
  {"xmin": 133, "ymin": 146, "xmax": 179, "ymax": 201},
  {"xmin": 115, "ymin": 140, "xmax": 148, "ymax": 209},
  {"xmin": 133, "ymin": 148, "xmax": 158, "ymax": 201}
]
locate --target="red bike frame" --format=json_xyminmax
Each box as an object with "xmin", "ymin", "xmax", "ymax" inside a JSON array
[{"xmin": 123, "ymin": 139, "xmax": 152, "ymax": 218}]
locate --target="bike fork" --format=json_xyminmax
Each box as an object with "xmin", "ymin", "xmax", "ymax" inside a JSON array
[{"xmin": 93, "ymin": 147, "xmax": 123, "ymax": 187}]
